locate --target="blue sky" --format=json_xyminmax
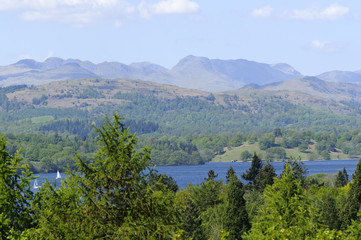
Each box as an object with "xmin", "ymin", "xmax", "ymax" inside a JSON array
[{"xmin": 1, "ymin": 0, "xmax": 361, "ymax": 75}]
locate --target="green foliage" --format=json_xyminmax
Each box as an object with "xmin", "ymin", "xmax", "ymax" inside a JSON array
[
  {"xmin": 228, "ymin": 133, "xmax": 245, "ymax": 147},
  {"xmin": 226, "ymin": 166, "xmax": 236, "ymax": 184},
  {"xmin": 148, "ymin": 136, "xmax": 204, "ymax": 165},
  {"xmin": 30, "ymin": 113, "xmax": 179, "ymax": 239},
  {"xmin": 240, "ymin": 150, "xmax": 252, "ymax": 162},
  {"xmin": 244, "ymin": 165, "xmax": 321, "ymax": 239},
  {"xmin": 265, "ymin": 147, "xmax": 286, "ymax": 161},
  {"xmin": 32, "ymin": 95, "xmax": 48, "ymax": 105},
  {"xmin": 242, "ymin": 153, "xmax": 263, "ymax": 184},
  {"xmin": 335, "ymin": 168, "xmax": 349, "ymax": 188},
  {"xmin": 342, "ymin": 159, "xmax": 361, "ymax": 229},
  {"xmin": 180, "ymin": 198, "xmax": 205, "ymax": 240},
  {"xmin": 0, "ymin": 136, "xmax": 34, "ymax": 239},
  {"xmin": 223, "ymin": 174, "xmax": 250, "ymax": 240},
  {"xmin": 258, "ymin": 133, "xmax": 275, "ymax": 150},
  {"xmin": 205, "ymin": 169, "xmax": 218, "ymax": 181},
  {"xmin": 253, "ymin": 163, "xmax": 277, "ymax": 192},
  {"xmin": 283, "ymin": 157, "xmax": 308, "ymax": 186}
]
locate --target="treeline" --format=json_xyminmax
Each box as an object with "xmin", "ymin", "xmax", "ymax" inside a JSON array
[
  {"xmin": 38, "ymin": 118, "xmax": 159, "ymax": 139},
  {"xmin": 5, "ymin": 127, "xmax": 361, "ymax": 174},
  {"xmin": 3, "ymin": 114, "xmax": 361, "ymax": 239},
  {"xmin": 4, "ymin": 133, "xmax": 96, "ymax": 173}
]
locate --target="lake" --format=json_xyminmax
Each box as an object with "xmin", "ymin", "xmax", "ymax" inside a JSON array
[{"xmin": 32, "ymin": 159, "xmax": 360, "ymax": 190}]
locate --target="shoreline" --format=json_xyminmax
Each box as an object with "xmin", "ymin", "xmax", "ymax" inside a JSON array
[{"xmin": 210, "ymin": 158, "xmax": 360, "ymax": 164}]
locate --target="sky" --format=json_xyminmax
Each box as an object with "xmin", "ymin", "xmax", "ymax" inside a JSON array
[{"xmin": 1, "ymin": 0, "xmax": 361, "ymax": 75}]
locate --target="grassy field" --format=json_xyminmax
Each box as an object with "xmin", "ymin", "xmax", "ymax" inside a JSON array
[{"xmin": 211, "ymin": 142, "xmax": 359, "ymax": 162}]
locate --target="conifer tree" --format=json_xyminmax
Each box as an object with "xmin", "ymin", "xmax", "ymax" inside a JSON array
[
  {"xmin": 226, "ymin": 166, "xmax": 236, "ymax": 184},
  {"xmin": 29, "ymin": 113, "xmax": 179, "ymax": 239},
  {"xmin": 241, "ymin": 153, "xmax": 262, "ymax": 184},
  {"xmin": 335, "ymin": 168, "xmax": 349, "ymax": 188},
  {"xmin": 343, "ymin": 167, "xmax": 349, "ymax": 185},
  {"xmin": 244, "ymin": 164, "xmax": 320, "ymax": 239},
  {"xmin": 342, "ymin": 159, "xmax": 361, "ymax": 228},
  {"xmin": 254, "ymin": 163, "xmax": 277, "ymax": 192},
  {"xmin": 0, "ymin": 136, "xmax": 35, "ymax": 239},
  {"xmin": 205, "ymin": 169, "xmax": 218, "ymax": 181},
  {"xmin": 224, "ymin": 174, "xmax": 250, "ymax": 240},
  {"xmin": 181, "ymin": 198, "xmax": 205, "ymax": 240}
]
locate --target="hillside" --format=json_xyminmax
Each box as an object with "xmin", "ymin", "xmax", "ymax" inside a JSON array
[
  {"xmin": 1, "ymin": 77, "xmax": 361, "ymax": 137},
  {"xmin": 257, "ymin": 76, "xmax": 361, "ymax": 103},
  {"xmin": 0, "ymin": 56, "xmax": 302, "ymax": 92}
]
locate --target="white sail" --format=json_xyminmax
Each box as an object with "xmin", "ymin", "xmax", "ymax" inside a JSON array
[
  {"xmin": 56, "ymin": 170, "xmax": 61, "ymax": 179},
  {"xmin": 34, "ymin": 179, "xmax": 39, "ymax": 189}
]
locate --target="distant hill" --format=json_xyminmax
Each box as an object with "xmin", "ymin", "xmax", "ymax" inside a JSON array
[
  {"xmin": 317, "ymin": 70, "xmax": 361, "ymax": 84},
  {"xmin": 0, "ymin": 56, "xmax": 302, "ymax": 92},
  {"xmin": 2, "ymin": 77, "xmax": 361, "ymax": 137},
  {"xmin": 261, "ymin": 76, "xmax": 361, "ymax": 102}
]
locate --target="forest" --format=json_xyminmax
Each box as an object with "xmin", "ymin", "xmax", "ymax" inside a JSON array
[
  {"xmin": 3, "ymin": 126, "xmax": 361, "ymax": 173},
  {"xmin": 2, "ymin": 113, "xmax": 361, "ymax": 239}
]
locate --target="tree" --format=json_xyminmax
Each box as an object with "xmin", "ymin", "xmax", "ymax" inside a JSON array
[
  {"xmin": 0, "ymin": 136, "xmax": 35, "ymax": 239},
  {"xmin": 28, "ymin": 113, "xmax": 179, "ymax": 239},
  {"xmin": 342, "ymin": 159, "xmax": 361, "ymax": 229},
  {"xmin": 205, "ymin": 169, "xmax": 218, "ymax": 181},
  {"xmin": 244, "ymin": 165, "xmax": 321, "ymax": 239},
  {"xmin": 254, "ymin": 163, "xmax": 277, "ymax": 192},
  {"xmin": 228, "ymin": 133, "xmax": 245, "ymax": 147},
  {"xmin": 283, "ymin": 157, "xmax": 308, "ymax": 186},
  {"xmin": 258, "ymin": 133, "xmax": 275, "ymax": 150},
  {"xmin": 224, "ymin": 174, "xmax": 250, "ymax": 240},
  {"xmin": 226, "ymin": 166, "xmax": 236, "ymax": 184},
  {"xmin": 335, "ymin": 168, "xmax": 348, "ymax": 188},
  {"xmin": 265, "ymin": 147, "xmax": 286, "ymax": 161},
  {"xmin": 241, "ymin": 153, "xmax": 263, "ymax": 185},
  {"xmin": 343, "ymin": 168, "xmax": 349, "ymax": 184},
  {"xmin": 240, "ymin": 150, "xmax": 252, "ymax": 162},
  {"xmin": 181, "ymin": 198, "xmax": 205, "ymax": 240}
]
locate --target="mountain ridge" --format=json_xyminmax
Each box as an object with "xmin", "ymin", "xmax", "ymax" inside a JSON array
[{"xmin": 0, "ymin": 56, "xmax": 302, "ymax": 92}]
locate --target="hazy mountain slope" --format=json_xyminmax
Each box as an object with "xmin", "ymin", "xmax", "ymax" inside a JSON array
[
  {"xmin": 317, "ymin": 70, "xmax": 361, "ymax": 84},
  {"xmin": 0, "ymin": 56, "xmax": 302, "ymax": 91},
  {"xmin": 170, "ymin": 55, "xmax": 302, "ymax": 91},
  {"xmin": 261, "ymin": 76, "xmax": 361, "ymax": 102}
]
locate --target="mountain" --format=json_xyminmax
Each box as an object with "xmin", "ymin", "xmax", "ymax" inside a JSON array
[
  {"xmin": 317, "ymin": 70, "xmax": 361, "ymax": 84},
  {"xmin": 0, "ymin": 56, "xmax": 302, "ymax": 92},
  {"xmin": 169, "ymin": 55, "xmax": 302, "ymax": 92},
  {"xmin": 261, "ymin": 76, "xmax": 361, "ymax": 102}
]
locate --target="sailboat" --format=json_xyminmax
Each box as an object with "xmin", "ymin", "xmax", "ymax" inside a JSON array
[
  {"xmin": 56, "ymin": 170, "xmax": 61, "ymax": 179},
  {"xmin": 33, "ymin": 179, "xmax": 40, "ymax": 189}
]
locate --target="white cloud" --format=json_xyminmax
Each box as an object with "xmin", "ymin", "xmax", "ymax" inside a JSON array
[
  {"xmin": 150, "ymin": 0, "xmax": 199, "ymax": 14},
  {"xmin": 310, "ymin": 40, "xmax": 341, "ymax": 52},
  {"xmin": 138, "ymin": 0, "xmax": 199, "ymax": 19},
  {"xmin": 251, "ymin": 6, "xmax": 273, "ymax": 18},
  {"xmin": 286, "ymin": 4, "xmax": 349, "ymax": 20},
  {"xmin": 0, "ymin": 0, "xmax": 199, "ymax": 26}
]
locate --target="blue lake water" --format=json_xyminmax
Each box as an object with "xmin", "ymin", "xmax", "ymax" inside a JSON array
[{"xmin": 32, "ymin": 159, "xmax": 360, "ymax": 190}]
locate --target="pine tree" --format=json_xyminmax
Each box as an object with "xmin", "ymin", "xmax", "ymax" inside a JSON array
[
  {"xmin": 342, "ymin": 159, "xmax": 361, "ymax": 228},
  {"xmin": 30, "ymin": 113, "xmax": 179, "ymax": 239},
  {"xmin": 244, "ymin": 164, "xmax": 320, "ymax": 239},
  {"xmin": 205, "ymin": 169, "xmax": 218, "ymax": 181},
  {"xmin": 226, "ymin": 166, "xmax": 236, "ymax": 184},
  {"xmin": 241, "ymin": 153, "xmax": 262, "ymax": 183},
  {"xmin": 181, "ymin": 198, "xmax": 205, "ymax": 240},
  {"xmin": 343, "ymin": 168, "xmax": 349, "ymax": 185},
  {"xmin": 0, "ymin": 136, "xmax": 35, "ymax": 239},
  {"xmin": 224, "ymin": 174, "xmax": 250, "ymax": 240},
  {"xmin": 254, "ymin": 163, "xmax": 277, "ymax": 192}
]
